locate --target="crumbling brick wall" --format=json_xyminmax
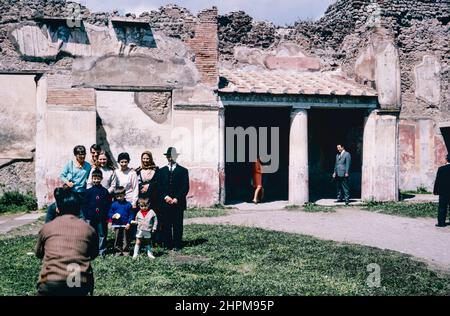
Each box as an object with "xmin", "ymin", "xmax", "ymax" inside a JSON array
[{"xmin": 218, "ymin": 11, "xmax": 278, "ymax": 59}]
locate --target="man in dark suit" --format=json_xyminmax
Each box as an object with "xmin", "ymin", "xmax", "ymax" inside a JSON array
[
  {"xmin": 332, "ymin": 144, "xmax": 351, "ymax": 205},
  {"xmin": 433, "ymin": 154, "xmax": 450, "ymax": 227},
  {"xmin": 156, "ymin": 147, "xmax": 189, "ymax": 251}
]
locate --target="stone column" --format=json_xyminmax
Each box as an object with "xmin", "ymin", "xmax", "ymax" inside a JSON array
[
  {"xmin": 218, "ymin": 107, "xmax": 226, "ymax": 204},
  {"xmin": 289, "ymin": 109, "xmax": 309, "ymax": 205},
  {"xmin": 35, "ymin": 75, "xmax": 48, "ymax": 208},
  {"xmin": 362, "ymin": 110, "xmax": 399, "ymax": 201}
]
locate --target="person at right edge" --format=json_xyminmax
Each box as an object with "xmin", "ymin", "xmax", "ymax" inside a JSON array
[
  {"xmin": 433, "ymin": 154, "xmax": 450, "ymax": 227},
  {"xmin": 156, "ymin": 147, "xmax": 189, "ymax": 251}
]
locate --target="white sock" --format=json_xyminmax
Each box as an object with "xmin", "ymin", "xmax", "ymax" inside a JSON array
[
  {"xmin": 146, "ymin": 245, "xmax": 152, "ymax": 254},
  {"xmin": 133, "ymin": 244, "xmax": 140, "ymax": 257}
]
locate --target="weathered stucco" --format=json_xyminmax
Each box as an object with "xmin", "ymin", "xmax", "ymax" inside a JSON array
[
  {"xmin": 96, "ymin": 91, "xmax": 219, "ymax": 206},
  {"xmin": 362, "ymin": 111, "xmax": 399, "ymax": 201},
  {"xmin": 72, "ymin": 55, "xmax": 200, "ymax": 89},
  {"xmin": 414, "ymin": 55, "xmax": 441, "ymax": 107},
  {"xmin": 35, "ymin": 76, "xmax": 97, "ymax": 206},
  {"xmin": 399, "ymin": 119, "xmax": 447, "ymax": 192},
  {"xmin": 0, "ymin": 74, "xmax": 36, "ymax": 160}
]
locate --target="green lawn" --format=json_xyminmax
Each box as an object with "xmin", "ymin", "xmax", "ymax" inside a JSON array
[
  {"xmin": 185, "ymin": 207, "xmax": 231, "ymax": 218},
  {"xmin": 363, "ymin": 202, "xmax": 437, "ymax": 218},
  {"xmin": 1, "ymin": 224, "xmax": 449, "ymax": 296}
]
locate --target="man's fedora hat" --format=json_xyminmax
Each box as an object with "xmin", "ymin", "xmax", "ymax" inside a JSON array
[{"xmin": 163, "ymin": 147, "xmax": 180, "ymax": 157}]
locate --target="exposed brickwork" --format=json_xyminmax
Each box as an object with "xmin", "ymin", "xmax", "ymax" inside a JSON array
[
  {"xmin": 185, "ymin": 7, "xmax": 219, "ymax": 88},
  {"xmin": 47, "ymin": 88, "xmax": 95, "ymax": 107}
]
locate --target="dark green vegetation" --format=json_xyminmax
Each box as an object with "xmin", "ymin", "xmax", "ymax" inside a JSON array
[
  {"xmin": 363, "ymin": 201, "xmax": 437, "ymax": 218},
  {"xmin": 0, "ymin": 191, "xmax": 37, "ymax": 214},
  {"xmin": 1, "ymin": 225, "xmax": 449, "ymax": 296}
]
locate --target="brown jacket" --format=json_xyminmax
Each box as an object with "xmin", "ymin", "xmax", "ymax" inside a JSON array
[{"xmin": 35, "ymin": 215, "xmax": 98, "ymax": 284}]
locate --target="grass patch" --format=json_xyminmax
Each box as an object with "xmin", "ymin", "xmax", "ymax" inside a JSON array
[
  {"xmin": 400, "ymin": 185, "xmax": 431, "ymax": 195},
  {"xmin": 363, "ymin": 201, "xmax": 437, "ymax": 218},
  {"xmin": 401, "ymin": 190, "xmax": 432, "ymax": 196},
  {"xmin": 0, "ymin": 191, "xmax": 38, "ymax": 214},
  {"xmin": 185, "ymin": 207, "xmax": 231, "ymax": 219},
  {"xmin": 285, "ymin": 203, "xmax": 336, "ymax": 213},
  {"xmin": 1, "ymin": 224, "xmax": 449, "ymax": 295}
]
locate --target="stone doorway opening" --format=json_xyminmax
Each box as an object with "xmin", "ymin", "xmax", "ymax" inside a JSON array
[
  {"xmin": 440, "ymin": 126, "xmax": 450, "ymax": 153},
  {"xmin": 308, "ymin": 108, "xmax": 366, "ymax": 202},
  {"xmin": 224, "ymin": 106, "xmax": 291, "ymax": 204}
]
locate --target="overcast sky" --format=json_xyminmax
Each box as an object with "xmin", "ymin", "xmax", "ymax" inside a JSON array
[{"xmin": 76, "ymin": 0, "xmax": 336, "ymax": 26}]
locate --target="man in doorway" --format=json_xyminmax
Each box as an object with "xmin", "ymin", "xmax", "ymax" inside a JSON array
[
  {"xmin": 156, "ymin": 147, "xmax": 190, "ymax": 251},
  {"xmin": 332, "ymin": 144, "xmax": 351, "ymax": 205},
  {"xmin": 433, "ymin": 154, "xmax": 450, "ymax": 227}
]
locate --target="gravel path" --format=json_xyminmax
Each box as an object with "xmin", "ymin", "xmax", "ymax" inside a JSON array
[
  {"xmin": 186, "ymin": 208, "xmax": 450, "ymax": 271},
  {"xmin": 0, "ymin": 212, "xmax": 44, "ymax": 234}
]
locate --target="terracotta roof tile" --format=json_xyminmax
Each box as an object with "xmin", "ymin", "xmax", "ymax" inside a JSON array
[{"xmin": 219, "ymin": 68, "xmax": 377, "ymax": 97}]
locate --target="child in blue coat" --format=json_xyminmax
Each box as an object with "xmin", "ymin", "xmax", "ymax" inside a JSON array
[
  {"xmin": 81, "ymin": 169, "xmax": 111, "ymax": 256},
  {"xmin": 108, "ymin": 186, "xmax": 133, "ymax": 256}
]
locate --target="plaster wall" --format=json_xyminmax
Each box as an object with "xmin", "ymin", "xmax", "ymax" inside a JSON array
[{"xmin": 96, "ymin": 90, "xmax": 219, "ymax": 207}]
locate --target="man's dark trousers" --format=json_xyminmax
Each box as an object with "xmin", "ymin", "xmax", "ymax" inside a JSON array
[
  {"xmin": 87, "ymin": 219, "xmax": 108, "ymax": 256},
  {"xmin": 438, "ymin": 195, "xmax": 450, "ymax": 226},
  {"xmin": 336, "ymin": 176, "xmax": 350, "ymax": 202},
  {"xmin": 163, "ymin": 205, "xmax": 184, "ymax": 249}
]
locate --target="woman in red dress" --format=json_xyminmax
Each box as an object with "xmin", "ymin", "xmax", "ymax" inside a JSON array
[{"xmin": 252, "ymin": 157, "xmax": 264, "ymax": 204}]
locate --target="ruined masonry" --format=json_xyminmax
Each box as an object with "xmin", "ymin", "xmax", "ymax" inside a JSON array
[{"xmin": 0, "ymin": 0, "xmax": 448, "ymax": 207}]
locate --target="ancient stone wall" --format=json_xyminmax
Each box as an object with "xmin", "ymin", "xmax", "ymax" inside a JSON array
[
  {"xmin": 218, "ymin": 11, "xmax": 278, "ymax": 60},
  {"xmin": 0, "ymin": 159, "xmax": 36, "ymax": 195},
  {"xmin": 0, "ymin": 1, "xmax": 220, "ymax": 206},
  {"xmin": 215, "ymin": 0, "xmax": 449, "ymax": 193}
]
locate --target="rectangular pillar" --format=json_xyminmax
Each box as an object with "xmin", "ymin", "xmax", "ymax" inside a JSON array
[
  {"xmin": 35, "ymin": 77, "xmax": 97, "ymax": 207},
  {"xmin": 218, "ymin": 107, "xmax": 225, "ymax": 204},
  {"xmin": 289, "ymin": 109, "xmax": 309, "ymax": 205},
  {"xmin": 362, "ymin": 110, "xmax": 399, "ymax": 201}
]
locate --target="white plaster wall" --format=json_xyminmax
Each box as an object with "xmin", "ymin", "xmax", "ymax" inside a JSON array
[
  {"xmin": 35, "ymin": 76, "xmax": 96, "ymax": 207},
  {"xmin": 0, "ymin": 74, "xmax": 36, "ymax": 159}
]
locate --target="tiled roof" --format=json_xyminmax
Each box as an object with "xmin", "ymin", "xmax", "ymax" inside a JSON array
[{"xmin": 219, "ymin": 68, "xmax": 377, "ymax": 97}]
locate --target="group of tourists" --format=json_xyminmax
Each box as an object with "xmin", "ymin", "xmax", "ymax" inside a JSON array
[{"xmin": 35, "ymin": 144, "xmax": 189, "ymax": 296}]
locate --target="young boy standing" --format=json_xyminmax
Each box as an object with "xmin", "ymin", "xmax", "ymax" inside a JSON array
[
  {"xmin": 81, "ymin": 169, "xmax": 111, "ymax": 256},
  {"xmin": 108, "ymin": 186, "xmax": 133, "ymax": 256},
  {"xmin": 132, "ymin": 197, "xmax": 158, "ymax": 259}
]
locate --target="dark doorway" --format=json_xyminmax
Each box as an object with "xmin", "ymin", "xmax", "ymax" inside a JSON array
[
  {"xmin": 440, "ymin": 127, "xmax": 450, "ymax": 152},
  {"xmin": 225, "ymin": 106, "xmax": 290, "ymax": 204},
  {"xmin": 308, "ymin": 109, "xmax": 366, "ymax": 201}
]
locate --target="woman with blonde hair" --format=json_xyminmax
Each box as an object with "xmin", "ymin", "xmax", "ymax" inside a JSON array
[{"xmin": 87, "ymin": 150, "xmax": 117, "ymax": 194}]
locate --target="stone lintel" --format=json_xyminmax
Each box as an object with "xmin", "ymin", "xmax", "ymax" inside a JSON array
[{"xmin": 174, "ymin": 104, "xmax": 219, "ymax": 111}]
